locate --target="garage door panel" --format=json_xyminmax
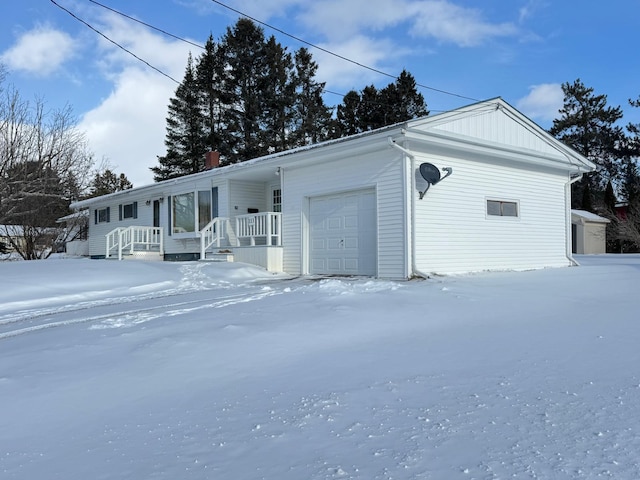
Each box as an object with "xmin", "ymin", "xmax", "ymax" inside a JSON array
[{"xmin": 309, "ymin": 189, "xmax": 376, "ymax": 276}]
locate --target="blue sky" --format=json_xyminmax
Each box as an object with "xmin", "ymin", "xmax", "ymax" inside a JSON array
[{"xmin": 2, "ymin": 0, "xmax": 639, "ymax": 187}]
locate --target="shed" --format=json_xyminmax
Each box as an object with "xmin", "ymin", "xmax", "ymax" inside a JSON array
[
  {"xmin": 71, "ymin": 98, "xmax": 595, "ymax": 278},
  {"xmin": 571, "ymin": 209, "xmax": 610, "ymax": 254}
]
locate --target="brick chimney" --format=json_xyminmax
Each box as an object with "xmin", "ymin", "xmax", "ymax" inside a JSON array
[{"xmin": 205, "ymin": 151, "xmax": 220, "ymax": 170}]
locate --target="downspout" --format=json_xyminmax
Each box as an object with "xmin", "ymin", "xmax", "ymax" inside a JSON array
[
  {"xmin": 566, "ymin": 173, "xmax": 583, "ymax": 266},
  {"xmin": 388, "ymin": 137, "xmax": 431, "ymax": 279}
]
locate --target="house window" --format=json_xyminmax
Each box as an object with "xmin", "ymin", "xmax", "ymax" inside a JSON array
[
  {"xmin": 198, "ymin": 191, "xmax": 212, "ymax": 230},
  {"xmin": 272, "ymin": 188, "xmax": 282, "ymax": 213},
  {"xmin": 171, "ymin": 191, "xmax": 212, "ymax": 234},
  {"xmin": 96, "ymin": 207, "xmax": 110, "ymax": 224},
  {"xmin": 119, "ymin": 202, "xmax": 138, "ymax": 220},
  {"xmin": 172, "ymin": 193, "xmax": 195, "ymax": 233},
  {"xmin": 487, "ymin": 200, "xmax": 518, "ymax": 217}
]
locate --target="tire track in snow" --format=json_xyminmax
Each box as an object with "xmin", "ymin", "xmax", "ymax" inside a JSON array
[{"xmin": 0, "ymin": 288, "xmax": 285, "ymax": 340}]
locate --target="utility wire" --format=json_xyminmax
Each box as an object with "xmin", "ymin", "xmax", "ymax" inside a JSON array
[
  {"xmin": 54, "ymin": 0, "xmax": 477, "ymax": 109},
  {"xmin": 87, "ymin": 0, "xmax": 205, "ymax": 50},
  {"xmin": 207, "ymin": 0, "xmax": 479, "ymax": 102},
  {"xmin": 49, "ymin": 0, "xmax": 180, "ymax": 84}
]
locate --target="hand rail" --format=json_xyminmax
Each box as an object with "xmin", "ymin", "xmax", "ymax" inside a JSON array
[
  {"xmin": 105, "ymin": 226, "xmax": 163, "ymax": 260},
  {"xmin": 235, "ymin": 212, "xmax": 281, "ymax": 246},
  {"xmin": 199, "ymin": 217, "xmax": 229, "ymax": 259}
]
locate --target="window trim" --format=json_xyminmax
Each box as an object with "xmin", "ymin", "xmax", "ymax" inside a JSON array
[{"xmin": 486, "ymin": 198, "xmax": 519, "ymax": 219}]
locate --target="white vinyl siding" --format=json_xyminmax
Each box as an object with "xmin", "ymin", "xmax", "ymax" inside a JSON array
[
  {"xmin": 228, "ymin": 180, "xmax": 266, "ymax": 216},
  {"xmin": 413, "ymin": 153, "xmax": 570, "ymax": 274},
  {"xmin": 282, "ymin": 148, "xmax": 406, "ymax": 279},
  {"xmin": 88, "ymin": 198, "xmax": 156, "ymax": 257},
  {"xmin": 428, "ymin": 103, "xmax": 566, "ymax": 160}
]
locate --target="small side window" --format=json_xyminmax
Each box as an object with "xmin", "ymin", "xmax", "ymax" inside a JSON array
[
  {"xmin": 119, "ymin": 202, "xmax": 138, "ymax": 220},
  {"xmin": 487, "ymin": 200, "xmax": 518, "ymax": 217},
  {"xmin": 96, "ymin": 207, "xmax": 110, "ymax": 223},
  {"xmin": 272, "ymin": 188, "xmax": 282, "ymax": 213}
]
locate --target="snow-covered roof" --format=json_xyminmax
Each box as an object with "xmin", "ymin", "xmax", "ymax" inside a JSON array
[
  {"xmin": 71, "ymin": 98, "xmax": 594, "ymax": 210},
  {"xmin": 571, "ymin": 209, "xmax": 611, "ymax": 223}
]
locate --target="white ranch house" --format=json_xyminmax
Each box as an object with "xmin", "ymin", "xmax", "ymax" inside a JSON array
[{"xmin": 71, "ymin": 99, "xmax": 594, "ymax": 279}]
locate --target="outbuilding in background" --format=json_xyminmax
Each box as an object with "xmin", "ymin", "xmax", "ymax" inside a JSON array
[{"xmin": 571, "ymin": 209, "xmax": 610, "ymax": 254}]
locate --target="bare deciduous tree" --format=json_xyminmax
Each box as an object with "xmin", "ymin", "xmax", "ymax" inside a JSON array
[{"xmin": 0, "ymin": 76, "xmax": 93, "ymax": 259}]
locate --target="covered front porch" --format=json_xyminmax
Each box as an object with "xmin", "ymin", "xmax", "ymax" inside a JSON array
[{"xmin": 105, "ymin": 211, "xmax": 283, "ymax": 272}]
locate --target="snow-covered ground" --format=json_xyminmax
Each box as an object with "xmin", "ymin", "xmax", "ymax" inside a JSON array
[{"xmin": 1, "ymin": 255, "xmax": 639, "ymax": 479}]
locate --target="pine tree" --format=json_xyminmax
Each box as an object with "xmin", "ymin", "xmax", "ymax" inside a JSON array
[
  {"xmin": 151, "ymin": 54, "xmax": 207, "ymax": 181},
  {"xmin": 334, "ymin": 71, "xmax": 429, "ymax": 135},
  {"xmin": 604, "ymin": 180, "xmax": 617, "ymax": 212},
  {"xmin": 88, "ymin": 169, "xmax": 133, "ymax": 197},
  {"xmin": 220, "ymin": 19, "xmax": 269, "ymax": 163},
  {"xmin": 335, "ymin": 90, "xmax": 362, "ymax": 136},
  {"xmin": 379, "ymin": 70, "xmax": 429, "ymax": 124},
  {"xmin": 291, "ymin": 47, "xmax": 333, "ymax": 146},
  {"xmin": 195, "ymin": 35, "xmax": 226, "ymax": 160},
  {"xmin": 260, "ymin": 36, "xmax": 296, "ymax": 153},
  {"xmin": 549, "ymin": 79, "xmax": 625, "ymax": 210}
]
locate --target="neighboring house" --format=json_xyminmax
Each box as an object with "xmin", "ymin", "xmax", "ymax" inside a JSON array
[
  {"xmin": 70, "ymin": 98, "xmax": 595, "ymax": 279},
  {"xmin": 0, "ymin": 225, "xmax": 25, "ymax": 253},
  {"xmin": 56, "ymin": 210, "xmax": 90, "ymax": 256},
  {"xmin": 571, "ymin": 210, "xmax": 610, "ymax": 254}
]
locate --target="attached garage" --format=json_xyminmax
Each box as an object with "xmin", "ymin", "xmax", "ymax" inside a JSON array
[{"xmin": 309, "ymin": 189, "xmax": 377, "ymax": 276}]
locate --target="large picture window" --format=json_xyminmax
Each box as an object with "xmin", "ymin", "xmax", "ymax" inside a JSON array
[
  {"xmin": 172, "ymin": 193, "xmax": 195, "ymax": 233},
  {"xmin": 171, "ymin": 191, "xmax": 212, "ymax": 234}
]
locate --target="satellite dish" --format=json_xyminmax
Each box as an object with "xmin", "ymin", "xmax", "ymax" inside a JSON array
[
  {"xmin": 417, "ymin": 162, "xmax": 453, "ymax": 199},
  {"xmin": 420, "ymin": 163, "xmax": 442, "ymax": 185}
]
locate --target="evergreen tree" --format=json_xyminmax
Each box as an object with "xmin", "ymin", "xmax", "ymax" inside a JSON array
[
  {"xmin": 260, "ymin": 36, "xmax": 296, "ymax": 153},
  {"xmin": 334, "ymin": 71, "xmax": 429, "ymax": 135},
  {"xmin": 151, "ymin": 54, "xmax": 207, "ymax": 181},
  {"xmin": 291, "ymin": 47, "xmax": 333, "ymax": 146},
  {"xmin": 379, "ymin": 70, "xmax": 429, "ymax": 124},
  {"xmin": 549, "ymin": 79, "xmax": 625, "ymax": 210},
  {"xmin": 335, "ymin": 90, "xmax": 362, "ymax": 137},
  {"xmin": 220, "ymin": 19, "xmax": 269, "ymax": 163},
  {"xmin": 88, "ymin": 169, "xmax": 133, "ymax": 198},
  {"xmin": 195, "ymin": 35, "xmax": 226, "ymax": 159},
  {"xmin": 603, "ymin": 180, "xmax": 617, "ymax": 212}
]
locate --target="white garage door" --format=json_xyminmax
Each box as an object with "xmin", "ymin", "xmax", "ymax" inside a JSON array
[{"xmin": 309, "ymin": 189, "xmax": 377, "ymax": 276}]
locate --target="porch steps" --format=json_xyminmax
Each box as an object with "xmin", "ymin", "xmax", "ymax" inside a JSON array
[
  {"xmin": 114, "ymin": 251, "xmax": 163, "ymax": 261},
  {"xmin": 201, "ymin": 250, "xmax": 234, "ymax": 263}
]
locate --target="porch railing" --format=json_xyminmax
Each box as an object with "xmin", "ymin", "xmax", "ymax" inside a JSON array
[
  {"xmin": 235, "ymin": 212, "xmax": 282, "ymax": 246},
  {"xmin": 106, "ymin": 226, "xmax": 164, "ymax": 260},
  {"xmin": 199, "ymin": 217, "xmax": 229, "ymax": 260}
]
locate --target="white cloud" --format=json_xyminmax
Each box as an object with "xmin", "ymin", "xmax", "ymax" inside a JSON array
[
  {"xmin": 297, "ymin": 0, "xmax": 408, "ymax": 41},
  {"xmin": 516, "ymin": 83, "xmax": 563, "ymax": 122},
  {"xmin": 408, "ymin": 1, "xmax": 518, "ymax": 47},
  {"xmin": 77, "ymin": 14, "xmax": 196, "ymax": 187},
  {"xmin": 314, "ymin": 35, "xmax": 408, "ymax": 91},
  {"xmin": 80, "ymin": 67, "xmax": 175, "ymax": 188},
  {"xmin": 0, "ymin": 25, "xmax": 77, "ymax": 76}
]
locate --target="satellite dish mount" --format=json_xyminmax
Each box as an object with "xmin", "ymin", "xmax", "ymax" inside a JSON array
[{"xmin": 418, "ymin": 162, "xmax": 453, "ymax": 199}]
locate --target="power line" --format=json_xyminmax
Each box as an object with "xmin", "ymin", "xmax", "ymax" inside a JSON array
[
  {"xmin": 207, "ymin": 0, "xmax": 479, "ymax": 103},
  {"xmin": 87, "ymin": 0, "xmax": 205, "ymax": 50},
  {"xmin": 49, "ymin": 0, "xmax": 180, "ymax": 84},
  {"xmin": 53, "ymin": 0, "xmax": 478, "ymax": 108}
]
